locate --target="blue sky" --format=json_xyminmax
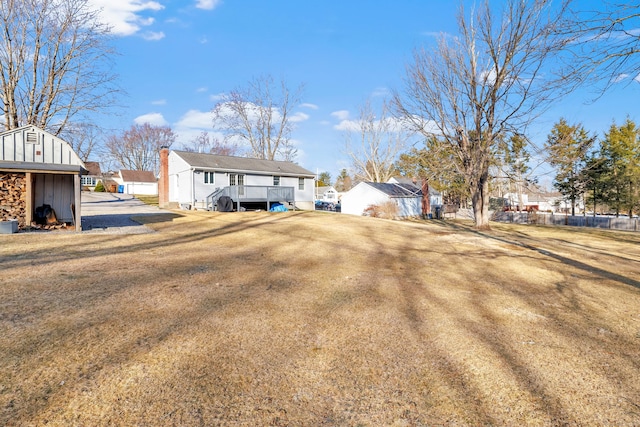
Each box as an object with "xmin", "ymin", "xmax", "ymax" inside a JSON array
[{"xmin": 91, "ymin": 0, "xmax": 637, "ymax": 187}]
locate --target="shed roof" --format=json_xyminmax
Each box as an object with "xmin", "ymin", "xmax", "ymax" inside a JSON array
[
  {"xmin": 120, "ymin": 169, "xmax": 157, "ymax": 183},
  {"xmin": 0, "ymin": 125, "xmax": 86, "ymax": 173},
  {"xmin": 173, "ymin": 150, "xmax": 315, "ymax": 177},
  {"xmin": 365, "ymin": 182, "xmax": 422, "ymax": 197}
]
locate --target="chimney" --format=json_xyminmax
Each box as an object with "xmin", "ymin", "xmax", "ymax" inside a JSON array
[{"xmin": 158, "ymin": 146, "xmax": 169, "ymax": 208}]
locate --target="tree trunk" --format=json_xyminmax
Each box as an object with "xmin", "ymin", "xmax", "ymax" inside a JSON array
[{"xmin": 471, "ymin": 170, "xmax": 491, "ymax": 230}]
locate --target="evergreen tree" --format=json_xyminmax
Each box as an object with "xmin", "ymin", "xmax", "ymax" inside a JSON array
[
  {"xmin": 334, "ymin": 169, "xmax": 353, "ymax": 192},
  {"xmin": 317, "ymin": 172, "xmax": 332, "ymax": 187},
  {"xmin": 599, "ymin": 119, "xmax": 640, "ymax": 217},
  {"xmin": 545, "ymin": 119, "xmax": 595, "ymax": 215},
  {"xmin": 580, "ymin": 152, "xmax": 608, "ymax": 216}
]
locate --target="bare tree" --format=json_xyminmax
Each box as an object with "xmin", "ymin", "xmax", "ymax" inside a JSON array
[
  {"xmin": 394, "ymin": 0, "xmax": 572, "ymax": 229},
  {"xmin": 344, "ymin": 100, "xmax": 410, "ymax": 183},
  {"xmin": 562, "ymin": 2, "xmax": 640, "ymax": 91},
  {"xmin": 59, "ymin": 122, "xmax": 103, "ymax": 162},
  {"xmin": 212, "ymin": 75, "xmax": 303, "ymax": 161},
  {"xmin": 106, "ymin": 123, "xmax": 176, "ymax": 175},
  {"xmin": 182, "ymin": 131, "xmax": 241, "ymax": 156},
  {"xmin": 0, "ymin": 0, "xmax": 118, "ymax": 135}
]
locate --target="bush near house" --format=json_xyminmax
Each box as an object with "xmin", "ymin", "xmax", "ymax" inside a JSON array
[
  {"xmin": 363, "ymin": 201, "xmax": 399, "ymax": 219},
  {"xmin": 93, "ymin": 181, "xmax": 105, "ymax": 192}
]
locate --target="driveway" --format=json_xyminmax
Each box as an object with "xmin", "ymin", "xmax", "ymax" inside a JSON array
[{"xmin": 80, "ymin": 192, "xmax": 169, "ymax": 234}]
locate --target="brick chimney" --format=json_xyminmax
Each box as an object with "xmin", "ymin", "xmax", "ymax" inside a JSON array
[{"xmin": 158, "ymin": 146, "xmax": 169, "ymax": 208}]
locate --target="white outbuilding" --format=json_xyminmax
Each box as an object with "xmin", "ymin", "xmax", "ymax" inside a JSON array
[{"xmin": 341, "ymin": 182, "xmax": 423, "ymax": 217}]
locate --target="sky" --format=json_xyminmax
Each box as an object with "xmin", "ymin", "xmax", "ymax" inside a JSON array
[{"xmin": 89, "ymin": 0, "xmax": 637, "ymax": 187}]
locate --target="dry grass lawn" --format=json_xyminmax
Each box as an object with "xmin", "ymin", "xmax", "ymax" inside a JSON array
[{"xmin": 1, "ymin": 210, "xmax": 639, "ymax": 426}]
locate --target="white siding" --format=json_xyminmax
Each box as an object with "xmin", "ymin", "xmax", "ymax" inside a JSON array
[
  {"xmin": 342, "ymin": 182, "xmax": 422, "ymax": 217},
  {"xmin": 342, "ymin": 183, "xmax": 389, "ymax": 216},
  {"xmin": 168, "ymin": 152, "xmax": 192, "ymax": 205},
  {"xmin": 0, "ymin": 126, "xmax": 83, "ymax": 167},
  {"xmin": 168, "ymin": 151, "xmax": 316, "ymax": 210},
  {"xmin": 124, "ymin": 182, "xmax": 158, "ymax": 195}
]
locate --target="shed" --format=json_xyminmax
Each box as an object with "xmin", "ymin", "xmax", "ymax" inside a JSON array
[
  {"xmin": 0, "ymin": 126, "xmax": 86, "ymax": 231},
  {"xmin": 341, "ymin": 182, "xmax": 422, "ymax": 217},
  {"xmin": 114, "ymin": 170, "xmax": 158, "ymax": 195}
]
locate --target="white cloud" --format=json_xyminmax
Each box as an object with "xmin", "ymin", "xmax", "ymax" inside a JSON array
[
  {"xmin": 196, "ymin": 87, "xmax": 208, "ymax": 93},
  {"xmin": 134, "ymin": 112, "xmax": 168, "ymax": 126},
  {"xmin": 290, "ymin": 112, "xmax": 310, "ymax": 123},
  {"xmin": 151, "ymin": 99, "xmax": 167, "ymax": 105},
  {"xmin": 173, "ymin": 109, "xmax": 216, "ymax": 145},
  {"xmin": 175, "ymin": 109, "xmax": 213, "ymax": 129},
  {"xmin": 331, "ymin": 110, "xmax": 350, "ymax": 121},
  {"xmin": 195, "ymin": 0, "xmax": 221, "ymax": 10},
  {"xmin": 334, "ymin": 116, "xmax": 415, "ymax": 133},
  {"xmin": 334, "ymin": 119, "xmax": 361, "ymax": 132},
  {"xmin": 88, "ymin": 0, "xmax": 164, "ymax": 37},
  {"xmin": 300, "ymin": 103, "xmax": 319, "ymax": 110},
  {"xmin": 142, "ymin": 31, "xmax": 165, "ymax": 41}
]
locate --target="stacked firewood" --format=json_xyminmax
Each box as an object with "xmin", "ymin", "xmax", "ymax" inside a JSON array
[
  {"xmin": 29, "ymin": 222, "xmax": 69, "ymax": 231},
  {"xmin": 0, "ymin": 173, "xmax": 26, "ymax": 227}
]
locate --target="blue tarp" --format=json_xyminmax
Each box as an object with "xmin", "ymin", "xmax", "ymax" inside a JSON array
[{"xmin": 269, "ymin": 203, "xmax": 288, "ymax": 212}]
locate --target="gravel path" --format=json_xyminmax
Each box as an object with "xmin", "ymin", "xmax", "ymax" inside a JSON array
[{"xmin": 80, "ymin": 192, "xmax": 169, "ymax": 234}]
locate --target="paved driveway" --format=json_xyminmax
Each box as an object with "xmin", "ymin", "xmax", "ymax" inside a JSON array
[{"xmin": 81, "ymin": 192, "xmax": 168, "ymax": 233}]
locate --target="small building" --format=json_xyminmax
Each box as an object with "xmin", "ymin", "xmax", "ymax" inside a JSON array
[
  {"xmin": 0, "ymin": 125, "xmax": 86, "ymax": 231},
  {"xmin": 315, "ymin": 185, "xmax": 339, "ymax": 202},
  {"xmin": 341, "ymin": 182, "xmax": 423, "ymax": 217},
  {"xmin": 82, "ymin": 161, "xmax": 102, "ymax": 191},
  {"xmin": 113, "ymin": 170, "xmax": 158, "ymax": 195},
  {"xmin": 161, "ymin": 149, "xmax": 316, "ymax": 211},
  {"xmin": 387, "ymin": 177, "xmax": 443, "ymax": 213}
]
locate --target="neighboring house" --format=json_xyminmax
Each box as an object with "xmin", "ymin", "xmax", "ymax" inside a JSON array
[
  {"xmin": 0, "ymin": 125, "xmax": 86, "ymax": 231},
  {"xmin": 82, "ymin": 161, "xmax": 102, "ymax": 190},
  {"xmin": 387, "ymin": 177, "xmax": 443, "ymax": 211},
  {"xmin": 113, "ymin": 170, "xmax": 158, "ymax": 195},
  {"xmin": 315, "ymin": 185, "xmax": 339, "ymax": 202},
  {"xmin": 160, "ymin": 149, "xmax": 316, "ymax": 211},
  {"xmin": 341, "ymin": 182, "xmax": 423, "ymax": 217}
]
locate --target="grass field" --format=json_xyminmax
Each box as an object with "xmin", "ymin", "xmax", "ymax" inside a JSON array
[{"xmin": 1, "ymin": 211, "xmax": 639, "ymax": 426}]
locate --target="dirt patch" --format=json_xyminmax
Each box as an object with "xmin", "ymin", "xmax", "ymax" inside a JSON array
[{"xmin": 1, "ymin": 211, "xmax": 639, "ymax": 425}]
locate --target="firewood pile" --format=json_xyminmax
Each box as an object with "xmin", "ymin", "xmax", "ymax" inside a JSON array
[
  {"xmin": 28, "ymin": 222, "xmax": 70, "ymax": 231},
  {"xmin": 0, "ymin": 173, "xmax": 27, "ymax": 227}
]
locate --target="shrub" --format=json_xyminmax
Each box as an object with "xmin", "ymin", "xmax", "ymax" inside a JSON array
[
  {"xmin": 363, "ymin": 201, "xmax": 399, "ymax": 219},
  {"xmin": 94, "ymin": 180, "xmax": 105, "ymax": 192}
]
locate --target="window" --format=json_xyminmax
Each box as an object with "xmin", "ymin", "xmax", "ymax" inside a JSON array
[
  {"xmin": 298, "ymin": 178, "xmax": 304, "ymax": 190},
  {"xmin": 273, "ymin": 176, "xmax": 281, "ymax": 186},
  {"xmin": 204, "ymin": 171, "xmax": 214, "ymax": 184},
  {"xmin": 81, "ymin": 176, "xmax": 97, "ymax": 186}
]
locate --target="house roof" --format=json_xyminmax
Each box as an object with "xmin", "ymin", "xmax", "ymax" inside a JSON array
[
  {"xmin": 388, "ymin": 176, "xmax": 442, "ymax": 196},
  {"xmin": 365, "ymin": 182, "xmax": 423, "ymax": 197},
  {"xmin": 120, "ymin": 170, "xmax": 157, "ymax": 183},
  {"xmin": 84, "ymin": 161, "xmax": 102, "ymax": 176},
  {"xmin": 173, "ymin": 150, "xmax": 315, "ymax": 177}
]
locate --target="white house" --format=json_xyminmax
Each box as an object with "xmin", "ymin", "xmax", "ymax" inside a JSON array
[
  {"xmin": 0, "ymin": 125, "xmax": 85, "ymax": 231},
  {"xmin": 315, "ymin": 185, "xmax": 339, "ymax": 202},
  {"xmin": 387, "ymin": 177, "xmax": 443, "ymax": 209},
  {"xmin": 113, "ymin": 170, "xmax": 158, "ymax": 195},
  {"xmin": 341, "ymin": 182, "xmax": 423, "ymax": 217},
  {"xmin": 160, "ymin": 149, "xmax": 316, "ymax": 211}
]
